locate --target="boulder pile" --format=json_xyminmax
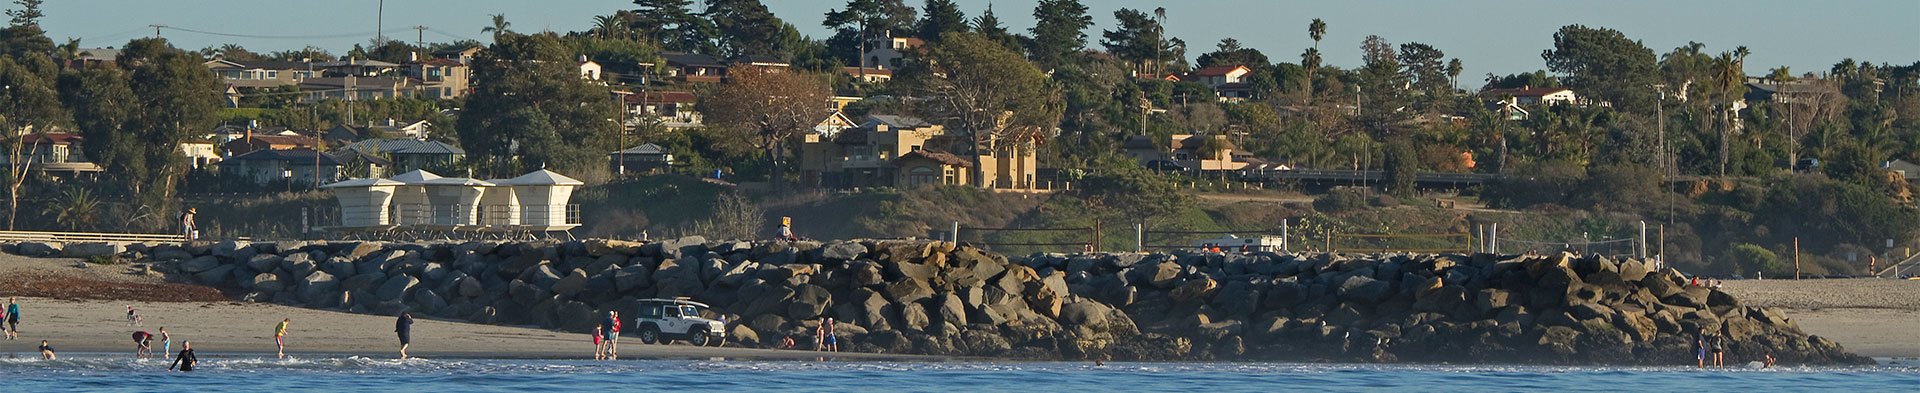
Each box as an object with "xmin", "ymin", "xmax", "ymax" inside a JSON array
[{"xmin": 0, "ymin": 239, "xmax": 1867, "ymax": 365}]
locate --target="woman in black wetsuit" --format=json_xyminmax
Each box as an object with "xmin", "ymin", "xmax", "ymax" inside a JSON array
[{"xmin": 168, "ymin": 341, "xmax": 197, "ymax": 371}]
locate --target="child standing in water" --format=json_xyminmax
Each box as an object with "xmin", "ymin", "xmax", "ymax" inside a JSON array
[
  {"xmin": 274, "ymin": 318, "xmax": 291, "ymax": 359},
  {"xmin": 159, "ymin": 327, "xmax": 172, "ymax": 360},
  {"xmin": 592, "ymin": 326, "xmax": 605, "ymax": 360}
]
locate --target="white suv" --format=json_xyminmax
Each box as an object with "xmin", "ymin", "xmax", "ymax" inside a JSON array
[{"xmin": 633, "ymin": 298, "xmax": 727, "ymax": 347}]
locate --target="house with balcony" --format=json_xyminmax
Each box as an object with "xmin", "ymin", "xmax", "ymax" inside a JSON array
[
  {"xmin": 0, "ymin": 133, "xmax": 102, "ymax": 177},
  {"xmin": 1124, "ymin": 134, "xmax": 1249, "ymax": 172},
  {"xmin": 340, "ymin": 138, "xmax": 466, "ymax": 174},
  {"xmin": 861, "ymin": 33, "xmax": 924, "ymax": 70},
  {"xmin": 624, "ymin": 90, "xmax": 703, "ymax": 130}
]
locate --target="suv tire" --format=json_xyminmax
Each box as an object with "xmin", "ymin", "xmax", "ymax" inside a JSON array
[
  {"xmin": 687, "ymin": 327, "xmax": 710, "ymax": 347},
  {"xmin": 638, "ymin": 324, "xmax": 661, "ymax": 345}
]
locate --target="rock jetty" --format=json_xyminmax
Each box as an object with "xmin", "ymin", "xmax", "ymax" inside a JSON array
[{"xmin": 3, "ymin": 239, "xmax": 1868, "ymax": 365}]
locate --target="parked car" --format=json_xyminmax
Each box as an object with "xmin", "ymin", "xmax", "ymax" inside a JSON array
[
  {"xmin": 633, "ymin": 298, "xmax": 726, "ymax": 347},
  {"xmin": 1145, "ymin": 159, "xmax": 1192, "ymax": 173}
]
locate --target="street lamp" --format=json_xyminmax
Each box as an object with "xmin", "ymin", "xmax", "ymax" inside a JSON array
[{"xmin": 283, "ymin": 168, "xmax": 293, "ymax": 192}]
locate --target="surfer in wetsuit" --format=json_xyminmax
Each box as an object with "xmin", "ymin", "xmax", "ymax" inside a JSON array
[{"xmin": 169, "ymin": 341, "xmax": 197, "ymax": 371}]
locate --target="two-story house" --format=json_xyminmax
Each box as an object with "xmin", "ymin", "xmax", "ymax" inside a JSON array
[
  {"xmin": 624, "ymin": 90, "xmax": 702, "ymax": 130},
  {"xmin": 860, "ymin": 33, "xmax": 924, "ymax": 70},
  {"xmin": 403, "ymin": 55, "xmax": 470, "ymax": 99},
  {"xmin": 0, "ymin": 133, "xmax": 102, "ymax": 177},
  {"xmin": 1124, "ymin": 134, "xmax": 1249, "ymax": 172},
  {"xmin": 799, "ymin": 114, "xmax": 1040, "ymax": 190}
]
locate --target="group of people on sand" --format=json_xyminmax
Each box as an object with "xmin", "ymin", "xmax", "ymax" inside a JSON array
[
  {"xmin": 774, "ymin": 317, "xmax": 841, "ymax": 352},
  {"xmin": 593, "ymin": 311, "xmax": 622, "ymax": 360}
]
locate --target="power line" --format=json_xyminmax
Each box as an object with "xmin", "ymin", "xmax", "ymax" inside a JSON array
[{"xmin": 157, "ymin": 25, "xmax": 406, "ymax": 40}]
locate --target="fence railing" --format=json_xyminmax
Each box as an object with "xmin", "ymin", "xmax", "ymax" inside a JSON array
[{"xmin": 0, "ymin": 230, "xmax": 187, "ymax": 243}]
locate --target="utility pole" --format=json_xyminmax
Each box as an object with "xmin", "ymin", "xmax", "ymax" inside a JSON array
[
  {"xmin": 413, "ymin": 26, "xmax": 427, "ymax": 49},
  {"xmin": 1793, "ymin": 237, "xmax": 1801, "ymax": 280},
  {"xmin": 375, "ymin": 0, "xmax": 387, "ymax": 43},
  {"xmin": 148, "ymin": 24, "xmax": 165, "ymax": 38}
]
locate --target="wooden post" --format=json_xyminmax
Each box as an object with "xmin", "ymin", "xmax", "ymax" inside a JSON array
[
  {"xmin": 1658, "ymin": 225, "xmax": 1666, "ymax": 270},
  {"xmin": 1793, "ymin": 237, "xmax": 1801, "ymax": 280}
]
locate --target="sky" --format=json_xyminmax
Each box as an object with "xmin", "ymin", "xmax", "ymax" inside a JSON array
[{"xmin": 36, "ymin": 0, "xmax": 1920, "ymax": 84}]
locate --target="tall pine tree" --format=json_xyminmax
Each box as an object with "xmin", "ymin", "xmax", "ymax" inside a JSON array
[{"xmin": 1026, "ymin": 0, "xmax": 1090, "ymax": 69}]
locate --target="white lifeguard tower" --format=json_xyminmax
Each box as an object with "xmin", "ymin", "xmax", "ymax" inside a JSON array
[
  {"xmin": 495, "ymin": 169, "xmax": 583, "ymax": 232},
  {"xmin": 318, "ymin": 177, "xmax": 405, "ymax": 229},
  {"xmin": 321, "ymin": 169, "xmax": 583, "ymax": 240}
]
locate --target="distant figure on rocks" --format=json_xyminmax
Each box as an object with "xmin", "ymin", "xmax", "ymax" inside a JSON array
[
  {"xmin": 1764, "ymin": 352, "xmax": 1776, "ymax": 368},
  {"xmin": 274, "ymin": 318, "xmax": 291, "ymax": 359},
  {"xmin": 38, "ymin": 340, "xmax": 55, "ymax": 359},
  {"xmin": 396, "ymin": 313, "xmax": 414, "ymax": 359},
  {"xmin": 169, "ymin": 341, "xmax": 197, "ymax": 371},
  {"xmin": 133, "ymin": 330, "xmax": 154, "ymax": 358},
  {"xmin": 180, "ymin": 208, "xmax": 198, "ymax": 241},
  {"xmin": 6, "ymin": 297, "xmax": 20, "ymax": 340}
]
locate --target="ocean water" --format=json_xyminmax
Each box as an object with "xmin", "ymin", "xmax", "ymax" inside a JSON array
[{"xmin": 2, "ymin": 354, "xmax": 1915, "ymax": 392}]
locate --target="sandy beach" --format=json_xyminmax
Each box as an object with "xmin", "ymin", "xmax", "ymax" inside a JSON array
[
  {"xmin": 1719, "ymin": 278, "xmax": 1920, "ymax": 359},
  {"xmin": 0, "ymin": 255, "xmax": 930, "ymax": 361}
]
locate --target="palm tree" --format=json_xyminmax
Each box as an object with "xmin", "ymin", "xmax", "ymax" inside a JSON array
[
  {"xmin": 592, "ymin": 14, "xmax": 628, "ymax": 39},
  {"xmin": 482, "ymin": 14, "xmax": 512, "ymax": 40},
  {"xmin": 46, "ymin": 187, "xmax": 99, "ymax": 231},
  {"xmin": 1305, "ymin": 18, "xmax": 1327, "ymax": 105},
  {"xmin": 1710, "ymin": 49, "xmax": 1747, "ymax": 177}
]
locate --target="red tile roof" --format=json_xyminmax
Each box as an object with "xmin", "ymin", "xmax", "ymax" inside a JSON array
[{"xmin": 893, "ymin": 150, "xmax": 971, "ymax": 168}]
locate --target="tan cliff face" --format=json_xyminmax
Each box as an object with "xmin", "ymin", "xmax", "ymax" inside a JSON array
[{"xmin": 1, "ymin": 239, "xmax": 1868, "ymax": 365}]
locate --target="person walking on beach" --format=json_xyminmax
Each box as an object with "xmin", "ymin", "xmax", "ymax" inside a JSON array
[
  {"xmin": 168, "ymin": 341, "xmax": 197, "ymax": 372},
  {"xmin": 180, "ymin": 207, "xmax": 198, "ymax": 240},
  {"xmin": 38, "ymin": 339, "xmax": 55, "ymax": 359},
  {"xmin": 274, "ymin": 318, "xmax": 290, "ymax": 359},
  {"xmin": 598, "ymin": 311, "xmax": 618, "ymax": 360},
  {"xmin": 159, "ymin": 327, "xmax": 172, "ymax": 360},
  {"xmin": 608, "ymin": 311, "xmax": 622, "ymax": 359},
  {"xmin": 592, "ymin": 326, "xmax": 605, "ymax": 360},
  {"xmin": 818, "ymin": 318, "xmax": 838, "ymax": 352},
  {"xmin": 396, "ymin": 312, "xmax": 414, "ymax": 360},
  {"xmin": 6, "ymin": 297, "xmax": 20, "ymax": 340},
  {"xmin": 127, "ymin": 305, "xmax": 142, "ymax": 326},
  {"xmin": 132, "ymin": 330, "xmax": 154, "ymax": 358}
]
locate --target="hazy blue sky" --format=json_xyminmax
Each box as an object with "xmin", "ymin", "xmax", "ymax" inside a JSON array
[{"xmin": 38, "ymin": 0, "xmax": 1919, "ymax": 83}]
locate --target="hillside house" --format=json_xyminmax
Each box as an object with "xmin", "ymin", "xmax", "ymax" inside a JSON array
[
  {"xmin": 861, "ymin": 33, "xmax": 924, "ymax": 70},
  {"xmin": 223, "ymin": 133, "xmax": 319, "ymax": 156},
  {"xmin": 1124, "ymin": 134, "xmax": 1249, "ymax": 171},
  {"xmin": 203, "ymin": 59, "xmax": 321, "ymax": 88},
  {"xmin": 663, "ymin": 52, "xmax": 726, "ymax": 83},
  {"xmin": 1479, "ymin": 86, "xmax": 1579, "ymax": 106},
  {"xmin": 610, "ymin": 143, "xmax": 672, "ymax": 175},
  {"xmin": 326, "ymin": 119, "xmax": 433, "ymax": 144},
  {"xmin": 404, "ymin": 56, "xmax": 470, "ymax": 99},
  {"xmin": 341, "ymin": 138, "xmax": 466, "ymax": 173},
  {"xmin": 798, "ymin": 114, "xmax": 1040, "ymax": 190},
  {"xmin": 624, "ymin": 91, "xmax": 703, "ymax": 130},
  {"xmin": 0, "ymin": 133, "xmax": 102, "ymax": 176},
  {"xmin": 218, "ymin": 148, "xmax": 341, "ymax": 186}
]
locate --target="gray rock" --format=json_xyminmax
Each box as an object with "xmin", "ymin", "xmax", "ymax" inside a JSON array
[
  {"xmin": 1337, "ymin": 275, "xmax": 1392, "ymax": 303},
  {"xmin": 254, "ymin": 273, "xmax": 286, "ymax": 292},
  {"xmin": 16, "ymin": 241, "xmax": 62, "ymax": 257},
  {"xmin": 552, "ymin": 268, "xmax": 589, "ymax": 297},
  {"xmin": 937, "ymin": 292, "xmax": 968, "ymax": 327},
  {"xmin": 61, "ymin": 242, "xmax": 122, "ymax": 258},
  {"xmin": 297, "ymin": 270, "xmax": 338, "ymax": 303},
  {"xmin": 195, "ymin": 264, "xmax": 237, "ymax": 285},
  {"xmin": 377, "ymin": 275, "xmax": 420, "ymax": 302},
  {"xmin": 1058, "ymin": 300, "xmax": 1113, "ymax": 327},
  {"xmin": 885, "ymin": 278, "xmax": 935, "ymax": 304},
  {"xmin": 820, "ymin": 241, "xmax": 868, "ymax": 261},
  {"xmin": 900, "ymin": 302, "xmax": 932, "ymax": 332},
  {"xmin": 614, "ymin": 264, "xmax": 652, "ymax": 291},
  {"xmin": 787, "ymin": 284, "xmax": 832, "ymax": 320},
  {"xmin": 455, "ymin": 275, "xmax": 482, "ymax": 298},
  {"xmin": 342, "ymin": 271, "xmax": 387, "ymax": 291},
  {"xmin": 181, "ymin": 256, "xmax": 222, "ymax": 273},
  {"xmin": 246, "ymin": 254, "xmax": 284, "ymax": 273}
]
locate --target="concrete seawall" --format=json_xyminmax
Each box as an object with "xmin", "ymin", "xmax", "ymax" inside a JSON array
[{"xmin": 2, "ymin": 238, "xmax": 1868, "ymax": 365}]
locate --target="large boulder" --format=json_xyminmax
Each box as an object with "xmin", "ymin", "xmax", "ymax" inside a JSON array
[
  {"xmin": 253, "ymin": 273, "xmax": 286, "ymax": 293},
  {"xmin": 820, "ymin": 241, "xmax": 869, "ymax": 261},
  {"xmin": 1058, "ymin": 300, "xmax": 1113, "ymax": 327},
  {"xmin": 885, "ymin": 278, "xmax": 935, "ymax": 304},
  {"xmin": 61, "ymin": 242, "xmax": 122, "ymax": 258},
  {"xmin": 297, "ymin": 270, "xmax": 339, "ymax": 303},
  {"xmin": 458, "ymin": 275, "xmax": 485, "ymax": 298},
  {"xmin": 788, "ymin": 284, "xmax": 833, "ymax": 320},
  {"xmin": 613, "ymin": 264, "xmax": 652, "ymax": 292},
  {"xmin": 900, "ymin": 302, "xmax": 932, "ymax": 332},
  {"xmin": 181, "ymin": 256, "xmax": 222, "ymax": 274},
  {"xmin": 246, "ymin": 254, "xmax": 284, "ymax": 273},
  {"xmin": 936, "ymin": 292, "xmax": 968, "ymax": 327},
  {"xmin": 16, "ymin": 241, "xmax": 62, "ymax": 257},
  {"xmin": 377, "ymin": 275, "xmax": 420, "ymax": 302},
  {"xmin": 1336, "ymin": 275, "xmax": 1392, "ymax": 303},
  {"xmin": 552, "ymin": 268, "xmax": 590, "ymax": 297}
]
